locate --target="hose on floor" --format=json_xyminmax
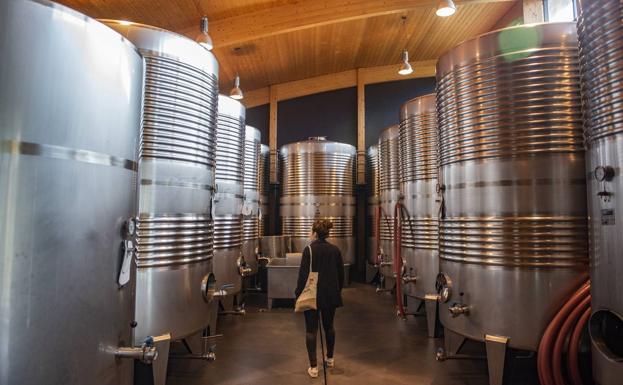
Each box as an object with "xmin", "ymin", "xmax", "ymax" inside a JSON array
[{"xmin": 537, "ymin": 281, "xmax": 591, "ymax": 385}]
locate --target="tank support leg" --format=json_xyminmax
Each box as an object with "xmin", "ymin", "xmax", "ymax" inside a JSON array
[
  {"xmin": 152, "ymin": 334, "xmax": 171, "ymax": 385},
  {"xmin": 485, "ymin": 334, "xmax": 509, "ymax": 385},
  {"xmin": 445, "ymin": 328, "xmax": 467, "ymax": 356},
  {"xmin": 424, "ymin": 296, "xmax": 441, "ymax": 338}
]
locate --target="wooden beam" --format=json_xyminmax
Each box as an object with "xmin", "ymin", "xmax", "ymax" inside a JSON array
[
  {"xmin": 356, "ymin": 69, "xmax": 366, "ymax": 185},
  {"xmin": 268, "ymin": 85, "xmax": 278, "ymax": 184},
  {"xmin": 523, "ymin": 0, "xmax": 544, "ymax": 23},
  {"xmin": 243, "ymin": 60, "xmax": 437, "ymax": 108},
  {"xmin": 183, "ymin": 0, "xmax": 516, "ymax": 48}
]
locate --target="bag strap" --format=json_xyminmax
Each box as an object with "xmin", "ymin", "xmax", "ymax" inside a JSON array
[{"xmin": 307, "ymin": 245, "xmax": 313, "ymax": 271}]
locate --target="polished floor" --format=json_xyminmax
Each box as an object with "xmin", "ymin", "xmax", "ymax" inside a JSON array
[{"xmin": 168, "ymin": 283, "xmax": 539, "ymax": 385}]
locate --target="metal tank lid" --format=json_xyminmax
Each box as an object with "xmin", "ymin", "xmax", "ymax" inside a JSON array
[
  {"xmin": 367, "ymin": 144, "xmax": 379, "ymax": 155},
  {"xmin": 400, "ymin": 93, "xmax": 436, "ymax": 121},
  {"xmin": 100, "ymin": 19, "xmax": 219, "ymax": 76},
  {"xmin": 379, "ymin": 124, "xmax": 400, "ymax": 141},
  {"xmin": 436, "ymin": 21, "xmax": 577, "ymax": 80},
  {"xmin": 218, "ymin": 94, "xmax": 245, "ymax": 120},
  {"xmin": 280, "ymin": 137, "xmax": 357, "ymax": 156},
  {"xmin": 245, "ymin": 125, "xmax": 261, "ymax": 141},
  {"xmin": 261, "ymin": 144, "xmax": 269, "ymax": 154}
]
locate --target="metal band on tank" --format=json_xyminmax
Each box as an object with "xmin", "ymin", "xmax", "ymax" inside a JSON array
[
  {"xmin": 141, "ymin": 178, "xmax": 215, "ymax": 191},
  {"xmin": 1, "ymin": 140, "xmax": 137, "ymax": 170}
]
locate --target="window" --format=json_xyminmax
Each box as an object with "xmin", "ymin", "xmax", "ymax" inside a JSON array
[{"xmin": 544, "ymin": 0, "xmax": 577, "ymax": 22}]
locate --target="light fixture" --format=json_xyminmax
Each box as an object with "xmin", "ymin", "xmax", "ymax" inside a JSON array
[
  {"xmin": 398, "ymin": 50, "xmax": 413, "ymax": 76},
  {"xmin": 436, "ymin": 0, "xmax": 456, "ymax": 17},
  {"xmin": 195, "ymin": 16, "xmax": 213, "ymax": 50},
  {"xmin": 230, "ymin": 75, "xmax": 244, "ymax": 100}
]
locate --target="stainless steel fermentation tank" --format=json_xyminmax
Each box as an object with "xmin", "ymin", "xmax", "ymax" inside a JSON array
[
  {"xmin": 398, "ymin": 94, "xmax": 440, "ymax": 336},
  {"xmin": 378, "ymin": 126, "xmax": 401, "ymax": 284},
  {"xmin": 103, "ymin": 20, "xmax": 219, "ymax": 353},
  {"xmin": 435, "ymin": 22, "xmax": 588, "ymax": 384},
  {"xmin": 242, "ymin": 126, "xmax": 262, "ymax": 275},
  {"xmin": 0, "ymin": 1, "xmax": 146, "ymax": 384},
  {"xmin": 280, "ymin": 138, "xmax": 356, "ymax": 270},
  {"xmin": 214, "ymin": 94, "xmax": 245, "ymax": 307},
  {"xmin": 260, "ymin": 144, "xmax": 270, "ymax": 236},
  {"xmin": 578, "ymin": 2, "xmax": 623, "ymax": 384},
  {"xmin": 366, "ymin": 145, "xmax": 380, "ymax": 282}
]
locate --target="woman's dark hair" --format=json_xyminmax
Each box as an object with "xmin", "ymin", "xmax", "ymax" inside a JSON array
[{"xmin": 312, "ymin": 219, "xmax": 333, "ymax": 240}]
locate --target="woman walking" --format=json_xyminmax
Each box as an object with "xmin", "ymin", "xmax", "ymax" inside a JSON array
[{"xmin": 295, "ymin": 219, "xmax": 345, "ymax": 378}]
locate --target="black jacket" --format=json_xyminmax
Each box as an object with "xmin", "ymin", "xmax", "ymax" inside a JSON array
[{"xmin": 295, "ymin": 239, "xmax": 345, "ymax": 308}]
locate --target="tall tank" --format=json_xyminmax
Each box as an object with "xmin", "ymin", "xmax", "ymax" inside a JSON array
[
  {"xmin": 399, "ymin": 94, "xmax": 439, "ymax": 304},
  {"xmin": 280, "ymin": 137, "xmax": 356, "ymax": 266},
  {"xmin": 103, "ymin": 20, "xmax": 219, "ymax": 344},
  {"xmin": 367, "ymin": 145, "xmax": 380, "ymax": 266},
  {"xmin": 378, "ymin": 126, "xmax": 401, "ymax": 281},
  {"xmin": 578, "ymin": 2, "xmax": 623, "ymax": 384},
  {"xmin": 259, "ymin": 144, "xmax": 270, "ymax": 236},
  {"xmin": 436, "ymin": 22, "xmax": 588, "ymax": 352},
  {"xmin": 242, "ymin": 126, "xmax": 262, "ymax": 275},
  {"xmin": 0, "ymin": 1, "xmax": 144, "ymax": 384},
  {"xmin": 214, "ymin": 94, "xmax": 245, "ymax": 302}
]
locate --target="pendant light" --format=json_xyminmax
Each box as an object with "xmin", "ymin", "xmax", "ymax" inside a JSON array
[
  {"xmin": 436, "ymin": 0, "xmax": 456, "ymax": 17},
  {"xmin": 196, "ymin": 16, "xmax": 213, "ymax": 50},
  {"xmin": 398, "ymin": 50, "xmax": 413, "ymax": 76},
  {"xmin": 230, "ymin": 75, "xmax": 244, "ymax": 100}
]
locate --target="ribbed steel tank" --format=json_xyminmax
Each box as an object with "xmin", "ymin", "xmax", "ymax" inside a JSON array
[
  {"xmin": 103, "ymin": 20, "xmax": 219, "ymax": 343},
  {"xmin": 378, "ymin": 126, "xmax": 401, "ymax": 280},
  {"xmin": 242, "ymin": 126, "xmax": 262, "ymax": 274},
  {"xmin": 367, "ymin": 145, "xmax": 380, "ymax": 266},
  {"xmin": 0, "ymin": 1, "xmax": 143, "ymax": 384},
  {"xmin": 214, "ymin": 94, "xmax": 245, "ymax": 299},
  {"xmin": 399, "ymin": 94, "xmax": 439, "ymax": 301},
  {"xmin": 436, "ymin": 22, "xmax": 588, "ymax": 351},
  {"xmin": 578, "ymin": 2, "xmax": 623, "ymax": 383},
  {"xmin": 260, "ymin": 144, "xmax": 270, "ymax": 236},
  {"xmin": 280, "ymin": 137, "xmax": 356, "ymax": 265}
]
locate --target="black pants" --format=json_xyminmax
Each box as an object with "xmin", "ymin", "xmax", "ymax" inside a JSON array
[{"xmin": 304, "ymin": 307, "xmax": 336, "ymax": 367}]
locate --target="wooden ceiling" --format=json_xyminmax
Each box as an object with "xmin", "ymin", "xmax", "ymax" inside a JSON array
[{"xmin": 57, "ymin": 0, "xmax": 517, "ymax": 98}]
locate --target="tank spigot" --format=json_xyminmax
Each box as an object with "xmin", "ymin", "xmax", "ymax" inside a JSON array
[
  {"xmin": 448, "ymin": 303, "xmax": 470, "ymax": 317},
  {"xmin": 402, "ymin": 275, "xmax": 417, "ymax": 284},
  {"xmin": 115, "ymin": 344, "xmax": 158, "ymax": 364},
  {"xmin": 237, "ymin": 256, "xmax": 253, "ymax": 277}
]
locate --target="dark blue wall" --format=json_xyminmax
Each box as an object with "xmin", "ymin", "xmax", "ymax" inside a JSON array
[
  {"xmin": 364, "ymin": 77, "xmax": 436, "ymax": 148},
  {"xmin": 245, "ymin": 77, "xmax": 436, "ymax": 149}
]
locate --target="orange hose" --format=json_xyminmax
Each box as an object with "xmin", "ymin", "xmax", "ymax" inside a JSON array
[
  {"xmin": 553, "ymin": 294, "xmax": 591, "ymax": 385},
  {"xmin": 393, "ymin": 202, "xmax": 405, "ymax": 317},
  {"xmin": 537, "ymin": 281, "xmax": 590, "ymax": 385},
  {"xmin": 568, "ymin": 305, "xmax": 591, "ymax": 385}
]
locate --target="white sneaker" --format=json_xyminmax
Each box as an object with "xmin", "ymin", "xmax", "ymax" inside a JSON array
[
  {"xmin": 308, "ymin": 367, "xmax": 319, "ymax": 378},
  {"xmin": 326, "ymin": 358, "xmax": 335, "ymax": 368}
]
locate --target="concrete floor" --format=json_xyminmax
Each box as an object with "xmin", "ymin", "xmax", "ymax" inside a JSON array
[{"xmin": 168, "ymin": 283, "xmax": 539, "ymax": 385}]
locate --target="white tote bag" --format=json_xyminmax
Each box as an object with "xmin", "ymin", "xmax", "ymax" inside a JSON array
[{"xmin": 295, "ymin": 245, "xmax": 318, "ymax": 312}]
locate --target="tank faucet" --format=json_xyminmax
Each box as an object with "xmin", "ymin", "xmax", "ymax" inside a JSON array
[
  {"xmin": 115, "ymin": 337, "xmax": 158, "ymax": 364},
  {"xmin": 448, "ymin": 303, "xmax": 470, "ymax": 317}
]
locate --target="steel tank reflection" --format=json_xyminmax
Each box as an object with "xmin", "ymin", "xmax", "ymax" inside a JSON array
[
  {"xmin": 242, "ymin": 126, "xmax": 262, "ymax": 275},
  {"xmin": 436, "ymin": 22, "xmax": 588, "ymax": 351},
  {"xmin": 378, "ymin": 126, "xmax": 401, "ymax": 281},
  {"xmin": 367, "ymin": 145, "xmax": 380, "ymax": 266},
  {"xmin": 214, "ymin": 94, "xmax": 245, "ymax": 300},
  {"xmin": 280, "ymin": 137, "xmax": 356, "ymax": 266},
  {"xmin": 399, "ymin": 94, "xmax": 439, "ymax": 302},
  {"xmin": 260, "ymin": 144, "xmax": 270, "ymax": 236},
  {"xmin": 0, "ymin": 1, "xmax": 143, "ymax": 384},
  {"xmin": 578, "ymin": 2, "xmax": 623, "ymax": 383},
  {"xmin": 103, "ymin": 20, "xmax": 219, "ymax": 343}
]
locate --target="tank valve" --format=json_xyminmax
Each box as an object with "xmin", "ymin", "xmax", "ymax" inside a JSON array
[
  {"xmin": 115, "ymin": 344, "xmax": 158, "ymax": 364},
  {"xmin": 402, "ymin": 275, "xmax": 417, "ymax": 284},
  {"xmin": 448, "ymin": 303, "xmax": 470, "ymax": 317},
  {"xmin": 237, "ymin": 256, "xmax": 253, "ymax": 277}
]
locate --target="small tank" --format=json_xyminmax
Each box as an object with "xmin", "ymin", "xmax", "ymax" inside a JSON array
[
  {"xmin": 378, "ymin": 125, "xmax": 401, "ymax": 283},
  {"xmin": 578, "ymin": 1, "xmax": 623, "ymax": 383},
  {"xmin": 280, "ymin": 137, "xmax": 356, "ymax": 270},
  {"xmin": 242, "ymin": 126, "xmax": 262, "ymax": 275},
  {"xmin": 214, "ymin": 94, "xmax": 245, "ymax": 307},
  {"xmin": 0, "ymin": 1, "xmax": 144, "ymax": 384}
]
